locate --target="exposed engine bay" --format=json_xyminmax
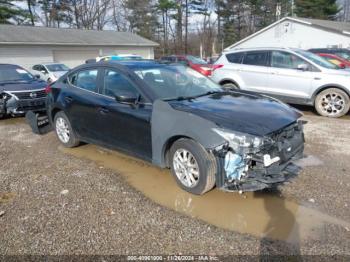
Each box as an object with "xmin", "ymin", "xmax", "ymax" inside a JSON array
[{"xmin": 213, "ymin": 121, "xmax": 305, "ymax": 191}]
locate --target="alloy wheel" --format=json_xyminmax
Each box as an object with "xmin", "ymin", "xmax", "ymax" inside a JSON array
[
  {"xmin": 320, "ymin": 92, "xmax": 345, "ymax": 116},
  {"xmin": 173, "ymin": 149, "xmax": 200, "ymax": 188},
  {"xmin": 55, "ymin": 117, "xmax": 70, "ymax": 144}
]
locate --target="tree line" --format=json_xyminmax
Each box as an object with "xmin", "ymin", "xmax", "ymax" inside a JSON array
[{"xmin": 0, "ymin": 0, "xmax": 341, "ymax": 58}]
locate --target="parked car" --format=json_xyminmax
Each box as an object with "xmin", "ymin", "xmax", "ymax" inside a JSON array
[
  {"xmin": 0, "ymin": 64, "xmax": 47, "ymax": 118},
  {"xmin": 212, "ymin": 47, "xmax": 350, "ymax": 118},
  {"xmin": 314, "ymin": 53, "xmax": 350, "ymax": 69},
  {"xmin": 308, "ymin": 48, "xmax": 350, "ymax": 61},
  {"xmin": 96, "ymin": 54, "xmax": 143, "ymax": 62},
  {"xmin": 32, "ymin": 63, "xmax": 70, "ymax": 83},
  {"xmin": 27, "ymin": 60, "xmax": 305, "ymax": 195},
  {"xmin": 159, "ymin": 55, "xmax": 213, "ymax": 77}
]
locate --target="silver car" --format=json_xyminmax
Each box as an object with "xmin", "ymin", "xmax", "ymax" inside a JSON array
[{"xmin": 212, "ymin": 48, "xmax": 350, "ymax": 118}]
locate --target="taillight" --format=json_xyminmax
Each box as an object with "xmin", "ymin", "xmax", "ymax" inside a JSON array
[
  {"xmin": 45, "ymin": 85, "xmax": 52, "ymax": 94},
  {"xmin": 199, "ymin": 66, "xmax": 213, "ymax": 76},
  {"xmin": 212, "ymin": 64, "xmax": 224, "ymax": 71}
]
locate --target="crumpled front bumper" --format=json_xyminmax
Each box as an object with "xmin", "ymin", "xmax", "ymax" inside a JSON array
[
  {"xmin": 25, "ymin": 111, "xmax": 53, "ymax": 135},
  {"xmin": 2, "ymin": 94, "xmax": 46, "ymax": 115},
  {"xmin": 213, "ymin": 122, "xmax": 305, "ymax": 192},
  {"xmin": 219, "ymin": 153, "xmax": 303, "ymax": 192}
]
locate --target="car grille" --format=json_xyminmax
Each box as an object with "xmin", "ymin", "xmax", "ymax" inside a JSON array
[{"xmin": 10, "ymin": 89, "xmax": 46, "ymax": 100}]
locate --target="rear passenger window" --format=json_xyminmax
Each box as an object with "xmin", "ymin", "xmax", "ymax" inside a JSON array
[
  {"xmin": 242, "ymin": 52, "xmax": 269, "ymax": 66},
  {"xmin": 226, "ymin": 52, "xmax": 243, "ymax": 64},
  {"xmin": 69, "ymin": 69, "xmax": 98, "ymax": 92}
]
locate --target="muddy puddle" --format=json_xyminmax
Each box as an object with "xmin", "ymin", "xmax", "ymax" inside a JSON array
[
  {"xmin": 62, "ymin": 144, "xmax": 349, "ymax": 243},
  {"xmin": 0, "ymin": 192, "xmax": 16, "ymax": 204},
  {"xmin": 0, "ymin": 117, "xmax": 26, "ymax": 126}
]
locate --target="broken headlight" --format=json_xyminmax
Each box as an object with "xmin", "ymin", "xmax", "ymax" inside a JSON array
[{"xmin": 212, "ymin": 128, "xmax": 271, "ymax": 154}]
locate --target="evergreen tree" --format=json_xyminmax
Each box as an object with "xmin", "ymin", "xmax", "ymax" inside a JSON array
[
  {"xmin": 295, "ymin": 0, "xmax": 340, "ymax": 19},
  {"xmin": 126, "ymin": 0, "xmax": 159, "ymax": 40},
  {"xmin": 0, "ymin": 0, "xmax": 29, "ymax": 24}
]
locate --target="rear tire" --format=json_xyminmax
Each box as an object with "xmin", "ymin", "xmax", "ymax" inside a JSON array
[
  {"xmin": 169, "ymin": 138, "xmax": 216, "ymax": 195},
  {"xmin": 221, "ymin": 82, "xmax": 239, "ymax": 90},
  {"xmin": 54, "ymin": 111, "xmax": 80, "ymax": 148},
  {"xmin": 315, "ymin": 88, "xmax": 350, "ymax": 118}
]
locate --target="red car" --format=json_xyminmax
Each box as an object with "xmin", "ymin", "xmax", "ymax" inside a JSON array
[
  {"xmin": 316, "ymin": 53, "xmax": 350, "ymax": 68},
  {"xmin": 160, "ymin": 55, "xmax": 213, "ymax": 76}
]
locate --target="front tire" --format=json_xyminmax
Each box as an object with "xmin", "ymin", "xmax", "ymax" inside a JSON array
[
  {"xmin": 54, "ymin": 111, "xmax": 80, "ymax": 147},
  {"xmin": 315, "ymin": 88, "xmax": 350, "ymax": 118},
  {"xmin": 170, "ymin": 138, "xmax": 216, "ymax": 195}
]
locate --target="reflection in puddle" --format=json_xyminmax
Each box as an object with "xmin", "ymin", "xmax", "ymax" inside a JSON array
[{"xmin": 61, "ymin": 144, "xmax": 349, "ymax": 243}]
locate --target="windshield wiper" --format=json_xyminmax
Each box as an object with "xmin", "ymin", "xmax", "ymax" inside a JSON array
[
  {"xmin": 163, "ymin": 91, "xmax": 222, "ymax": 101},
  {"xmin": 191, "ymin": 90, "xmax": 222, "ymax": 99}
]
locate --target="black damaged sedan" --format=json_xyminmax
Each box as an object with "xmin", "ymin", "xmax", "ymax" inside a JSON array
[{"xmin": 28, "ymin": 60, "xmax": 305, "ymax": 195}]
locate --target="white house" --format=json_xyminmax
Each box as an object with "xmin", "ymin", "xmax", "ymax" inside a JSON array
[
  {"xmin": 0, "ymin": 25, "xmax": 158, "ymax": 69},
  {"xmin": 226, "ymin": 17, "xmax": 350, "ymax": 50}
]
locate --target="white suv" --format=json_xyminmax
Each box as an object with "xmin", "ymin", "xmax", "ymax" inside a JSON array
[{"xmin": 211, "ymin": 48, "xmax": 350, "ymax": 118}]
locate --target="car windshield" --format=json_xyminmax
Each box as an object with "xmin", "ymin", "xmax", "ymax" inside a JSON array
[
  {"xmin": 134, "ymin": 65, "xmax": 222, "ymax": 100},
  {"xmin": 0, "ymin": 67, "xmax": 34, "ymax": 82},
  {"xmin": 46, "ymin": 64, "xmax": 70, "ymax": 72},
  {"xmin": 186, "ymin": 55, "xmax": 207, "ymax": 65},
  {"xmin": 294, "ymin": 50, "xmax": 339, "ymax": 69}
]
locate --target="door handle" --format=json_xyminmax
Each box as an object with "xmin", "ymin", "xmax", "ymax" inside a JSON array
[
  {"xmin": 98, "ymin": 107, "xmax": 109, "ymax": 115},
  {"xmin": 64, "ymin": 96, "xmax": 73, "ymax": 103}
]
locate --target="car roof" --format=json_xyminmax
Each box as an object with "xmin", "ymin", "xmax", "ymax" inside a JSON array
[
  {"xmin": 0, "ymin": 63, "xmax": 23, "ymax": 69},
  {"xmin": 223, "ymin": 47, "xmax": 303, "ymax": 54},
  {"xmin": 108, "ymin": 60, "xmax": 176, "ymax": 69}
]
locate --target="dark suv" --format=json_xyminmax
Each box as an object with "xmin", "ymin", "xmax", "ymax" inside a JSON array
[{"xmin": 0, "ymin": 64, "xmax": 47, "ymax": 118}]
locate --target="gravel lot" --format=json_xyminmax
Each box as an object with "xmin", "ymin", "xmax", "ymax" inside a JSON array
[{"xmin": 0, "ymin": 107, "xmax": 349, "ymax": 256}]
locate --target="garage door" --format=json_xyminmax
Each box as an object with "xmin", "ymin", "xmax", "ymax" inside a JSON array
[
  {"xmin": 53, "ymin": 50, "xmax": 99, "ymax": 68},
  {"xmin": 0, "ymin": 47, "xmax": 53, "ymax": 71}
]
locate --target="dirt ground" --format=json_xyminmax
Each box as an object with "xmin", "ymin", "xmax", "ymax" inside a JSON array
[{"xmin": 0, "ymin": 106, "xmax": 349, "ymax": 257}]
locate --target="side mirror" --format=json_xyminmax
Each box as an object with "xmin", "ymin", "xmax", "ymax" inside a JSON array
[
  {"xmin": 297, "ymin": 64, "xmax": 309, "ymax": 71},
  {"xmin": 34, "ymin": 74, "xmax": 41, "ymax": 79},
  {"xmin": 115, "ymin": 93, "xmax": 138, "ymax": 105},
  {"xmin": 41, "ymin": 70, "xmax": 48, "ymax": 74}
]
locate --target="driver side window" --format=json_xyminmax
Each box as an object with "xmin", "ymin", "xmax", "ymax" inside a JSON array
[
  {"xmin": 271, "ymin": 51, "xmax": 308, "ymax": 69},
  {"xmin": 102, "ymin": 69, "xmax": 138, "ymax": 98}
]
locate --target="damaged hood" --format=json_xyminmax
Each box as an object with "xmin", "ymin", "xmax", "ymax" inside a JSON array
[
  {"xmin": 0, "ymin": 80, "xmax": 47, "ymax": 92},
  {"xmin": 168, "ymin": 91, "xmax": 302, "ymax": 137}
]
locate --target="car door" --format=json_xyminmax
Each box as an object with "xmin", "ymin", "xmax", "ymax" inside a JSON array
[
  {"xmin": 96, "ymin": 67, "xmax": 153, "ymax": 160},
  {"xmin": 267, "ymin": 51, "xmax": 314, "ymax": 101},
  {"xmin": 64, "ymin": 67, "xmax": 103, "ymax": 140},
  {"xmin": 238, "ymin": 51, "xmax": 270, "ymax": 92}
]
